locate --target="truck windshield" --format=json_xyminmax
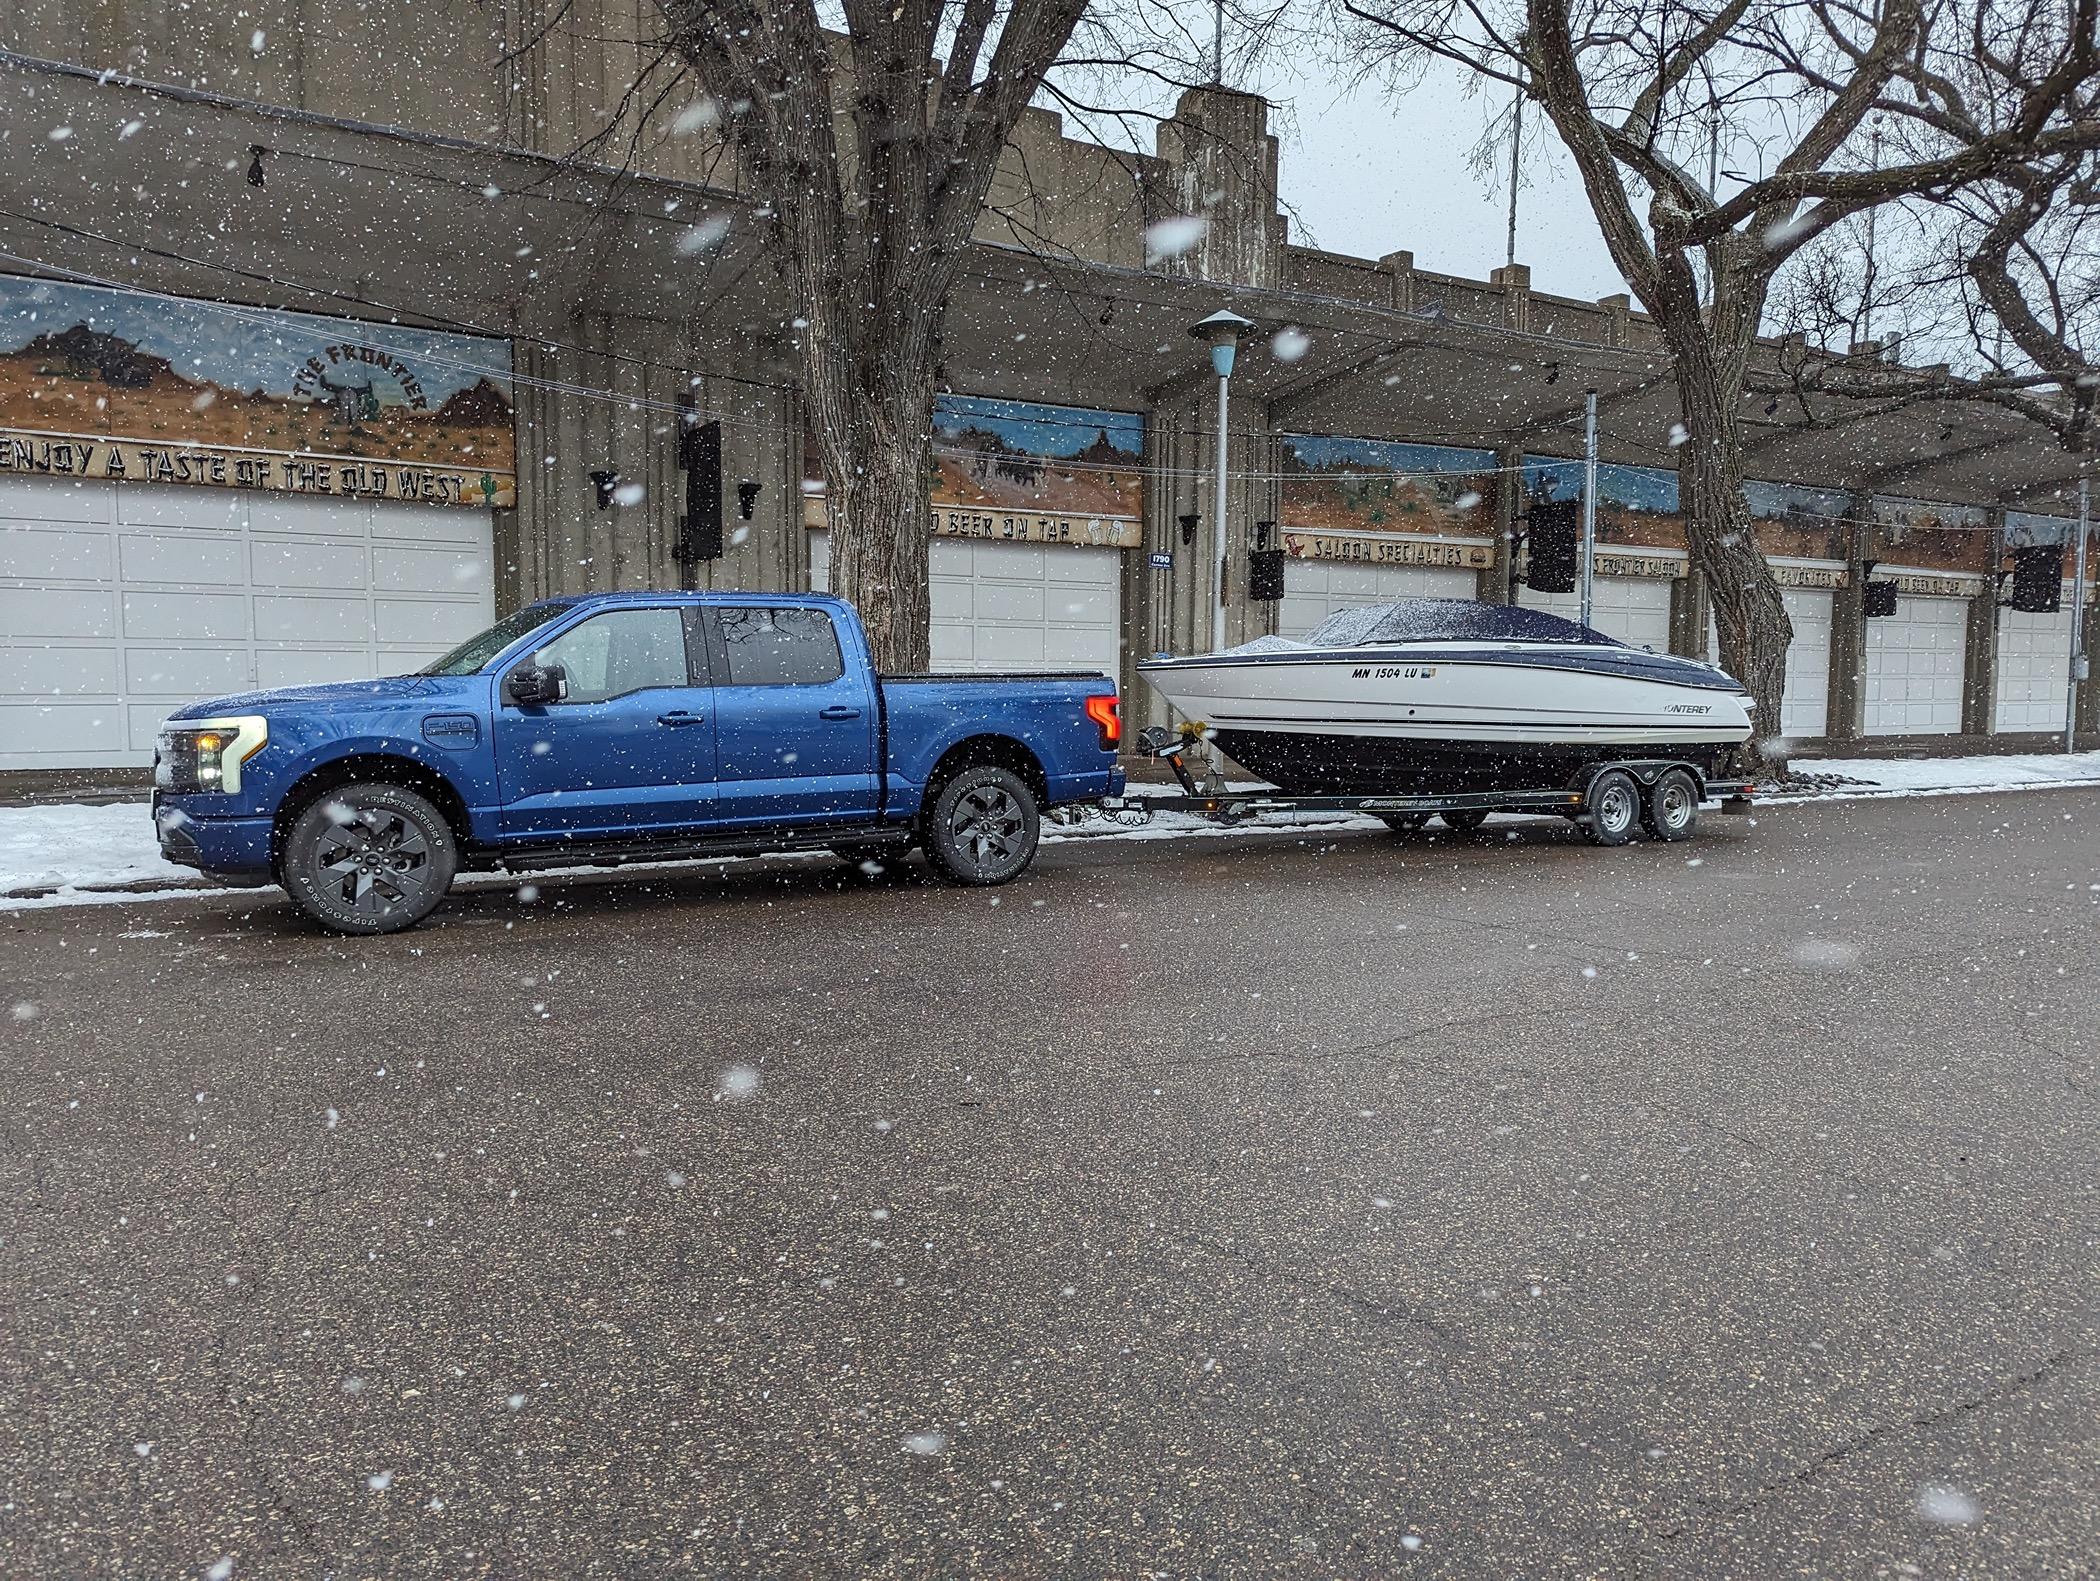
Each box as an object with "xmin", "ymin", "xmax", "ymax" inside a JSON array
[{"xmin": 416, "ymin": 603, "xmax": 575, "ymax": 676}]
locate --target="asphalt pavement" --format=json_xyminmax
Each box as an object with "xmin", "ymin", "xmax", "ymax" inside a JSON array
[{"xmin": 3, "ymin": 790, "xmax": 2097, "ymax": 1579}]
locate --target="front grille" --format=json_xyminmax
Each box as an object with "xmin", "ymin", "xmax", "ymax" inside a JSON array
[{"xmin": 155, "ymin": 738, "xmax": 202, "ymax": 793}]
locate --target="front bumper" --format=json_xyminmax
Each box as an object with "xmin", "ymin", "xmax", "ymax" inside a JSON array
[{"xmin": 154, "ymin": 795, "xmax": 275, "ymax": 881}]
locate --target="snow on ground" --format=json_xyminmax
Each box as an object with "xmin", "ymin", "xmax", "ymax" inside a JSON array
[
  {"xmin": 5, "ymin": 748, "xmax": 2100, "ymax": 905},
  {"xmin": 0, "ymin": 802, "xmax": 194, "ymax": 898},
  {"xmin": 1774, "ymin": 749, "xmax": 2100, "ymax": 796}
]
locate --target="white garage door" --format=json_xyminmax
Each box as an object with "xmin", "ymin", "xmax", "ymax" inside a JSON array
[
  {"xmin": 1276, "ymin": 557, "xmax": 1477, "ymax": 639},
  {"xmin": 1864, "ymin": 595, "xmax": 1968, "ymax": 736},
  {"xmin": 1522, "ymin": 576, "xmax": 1673, "ymax": 652},
  {"xmin": 0, "ymin": 474, "xmax": 494, "ymax": 771},
  {"xmin": 1995, "ymin": 588, "xmax": 2076, "ymax": 733},
  {"xmin": 809, "ymin": 532, "xmax": 1120, "ymax": 672},
  {"xmin": 1707, "ymin": 587, "xmax": 1834, "ymax": 738}
]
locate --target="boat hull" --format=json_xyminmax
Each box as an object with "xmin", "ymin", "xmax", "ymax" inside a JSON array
[{"xmin": 1139, "ymin": 646, "xmax": 1753, "ymax": 794}]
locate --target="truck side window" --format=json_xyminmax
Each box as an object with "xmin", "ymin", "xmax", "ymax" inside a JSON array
[
  {"xmin": 718, "ymin": 607, "xmax": 845, "ymax": 686},
  {"xmin": 530, "ymin": 608, "xmax": 690, "ymax": 704}
]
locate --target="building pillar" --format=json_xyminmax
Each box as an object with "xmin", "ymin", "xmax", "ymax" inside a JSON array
[
  {"xmin": 1489, "ymin": 263, "xmax": 1531, "ymax": 334},
  {"xmin": 1825, "ymin": 498, "xmax": 1872, "ymax": 743},
  {"xmin": 1961, "ymin": 509, "xmax": 2005, "ymax": 737},
  {"xmin": 2078, "ymin": 596, "xmax": 2099, "ymax": 742},
  {"xmin": 1479, "ymin": 440, "xmax": 1523, "ymax": 604},
  {"xmin": 1148, "ymin": 87, "xmax": 1283, "ymax": 290}
]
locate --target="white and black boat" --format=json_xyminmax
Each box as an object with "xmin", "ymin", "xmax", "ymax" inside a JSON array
[{"xmin": 1136, "ymin": 598, "xmax": 1754, "ymax": 795}]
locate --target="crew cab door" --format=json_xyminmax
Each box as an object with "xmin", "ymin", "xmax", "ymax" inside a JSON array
[
  {"xmin": 492, "ymin": 604, "xmax": 718, "ymax": 838},
  {"xmin": 704, "ymin": 603, "xmax": 878, "ymax": 827}
]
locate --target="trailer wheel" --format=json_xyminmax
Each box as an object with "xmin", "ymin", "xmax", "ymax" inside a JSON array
[
  {"xmin": 1439, "ymin": 809, "xmax": 1489, "ymax": 833},
  {"xmin": 1645, "ymin": 769, "xmax": 1700, "ymax": 842},
  {"xmin": 1378, "ymin": 813, "xmax": 1429, "ymax": 834},
  {"xmin": 1582, "ymin": 769, "xmax": 1640, "ymax": 847}
]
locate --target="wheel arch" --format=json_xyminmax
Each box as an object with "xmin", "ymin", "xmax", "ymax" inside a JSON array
[
  {"xmin": 918, "ymin": 733, "xmax": 1048, "ymax": 817},
  {"xmin": 271, "ymin": 753, "xmax": 474, "ymax": 872}
]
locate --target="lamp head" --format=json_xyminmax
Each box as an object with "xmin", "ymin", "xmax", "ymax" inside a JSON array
[{"xmin": 1189, "ymin": 310, "xmax": 1256, "ymax": 378}]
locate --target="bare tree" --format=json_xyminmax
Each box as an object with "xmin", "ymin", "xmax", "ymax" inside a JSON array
[
  {"xmin": 657, "ymin": 0, "xmax": 1093, "ymax": 669},
  {"xmin": 1340, "ymin": 0, "xmax": 2100, "ymax": 757}
]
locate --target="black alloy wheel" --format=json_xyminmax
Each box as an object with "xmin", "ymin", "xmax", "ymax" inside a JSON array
[
  {"xmin": 923, "ymin": 765, "xmax": 1040, "ymax": 886},
  {"xmin": 281, "ymin": 782, "xmax": 458, "ymax": 934}
]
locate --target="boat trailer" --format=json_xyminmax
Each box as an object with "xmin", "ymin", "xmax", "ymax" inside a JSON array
[{"xmin": 1096, "ymin": 725, "xmax": 1757, "ymax": 846}]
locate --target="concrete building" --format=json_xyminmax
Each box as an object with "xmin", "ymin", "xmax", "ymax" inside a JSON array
[{"xmin": 0, "ymin": 3, "xmax": 2092, "ymax": 776}]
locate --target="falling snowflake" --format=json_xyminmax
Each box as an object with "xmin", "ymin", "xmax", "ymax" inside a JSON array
[
  {"xmin": 1271, "ymin": 326, "xmax": 1312, "ymax": 363},
  {"xmin": 1916, "ymin": 1483, "xmax": 1978, "ymax": 1525},
  {"xmin": 901, "ymin": 1431, "xmax": 947, "ymax": 1456},
  {"xmin": 1144, "ymin": 216, "xmax": 1209, "ymax": 264},
  {"xmin": 717, "ymin": 1065, "xmax": 760, "ymax": 1102},
  {"xmin": 367, "ymin": 1470, "xmax": 393, "ymax": 1492},
  {"xmin": 677, "ymin": 215, "xmax": 733, "ymax": 256},
  {"xmin": 1790, "ymin": 938, "xmax": 1861, "ymax": 971},
  {"xmin": 671, "ymin": 98, "xmax": 721, "ymax": 135},
  {"xmin": 1667, "ymin": 423, "xmax": 1689, "ymax": 447}
]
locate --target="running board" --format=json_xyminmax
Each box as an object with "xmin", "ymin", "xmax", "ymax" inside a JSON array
[{"xmin": 467, "ymin": 821, "xmax": 911, "ymax": 874}]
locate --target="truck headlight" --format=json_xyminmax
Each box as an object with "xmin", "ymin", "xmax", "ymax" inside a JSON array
[{"xmin": 155, "ymin": 716, "xmax": 268, "ymax": 794}]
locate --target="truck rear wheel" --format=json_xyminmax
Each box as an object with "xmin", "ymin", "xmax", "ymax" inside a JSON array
[
  {"xmin": 280, "ymin": 781, "xmax": 458, "ymax": 935},
  {"xmin": 923, "ymin": 765, "xmax": 1039, "ymax": 886}
]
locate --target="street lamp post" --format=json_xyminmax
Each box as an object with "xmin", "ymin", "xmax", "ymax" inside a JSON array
[
  {"xmin": 1579, "ymin": 388, "xmax": 1600, "ymax": 629},
  {"xmin": 1189, "ymin": 310, "xmax": 1256, "ymax": 654},
  {"xmin": 2067, "ymin": 466, "xmax": 2090, "ymax": 752}
]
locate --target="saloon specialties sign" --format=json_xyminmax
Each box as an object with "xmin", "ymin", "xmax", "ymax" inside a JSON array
[
  {"xmin": 1283, "ymin": 529, "xmax": 1494, "ymax": 568},
  {"xmin": 0, "ymin": 276, "xmax": 516, "ymax": 507}
]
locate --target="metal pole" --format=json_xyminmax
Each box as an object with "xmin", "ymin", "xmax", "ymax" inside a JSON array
[
  {"xmin": 1580, "ymin": 389, "xmax": 1599, "ymax": 629},
  {"xmin": 1213, "ymin": 0, "xmax": 1225, "ymax": 83},
  {"xmin": 2067, "ymin": 468, "xmax": 2089, "ymax": 752},
  {"xmin": 1212, "ymin": 368, "xmax": 1231, "ymax": 652},
  {"xmin": 1861, "ymin": 118, "xmax": 1883, "ymax": 346},
  {"xmin": 1505, "ymin": 91, "xmax": 1521, "ymax": 269}
]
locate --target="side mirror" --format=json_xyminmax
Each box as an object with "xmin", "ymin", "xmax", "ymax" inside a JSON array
[{"xmin": 506, "ymin": 663, "xmax": 567, "ymax": 706}]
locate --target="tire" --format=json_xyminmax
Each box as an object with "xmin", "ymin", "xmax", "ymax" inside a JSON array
[
  {"xmin": 922, "ymin": 765, "xmax": 1040, "ymax": 886},
  {"xmin": 279, "ymin": 781, "xmax": 458, "ymax": 935},
  {"xmin": 1378, "ymin": 813, "xmax": 1429, "ymax": 834},
  {"xmin": 1581, "ymin": 769, "xmax": 1640, "ymax": 847},
  {"xmin": 1646, "ymin": 768, "xmax": 1700, "ymax": 842},
  {"xmin": 1439, "ymin": 809, "xmax": 1490, "ymax": 833}
]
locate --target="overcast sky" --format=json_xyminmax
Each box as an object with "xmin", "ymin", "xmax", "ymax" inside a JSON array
[{"xmin": 1250, "ymin": 56, "xmax": 1630, "ymax": 303}]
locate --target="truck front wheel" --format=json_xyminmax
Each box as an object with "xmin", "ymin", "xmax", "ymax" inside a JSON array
[
  {"xmin": 922, "ymin": 765, "xmax": 1040, "ymax": 886},
  {"xmin": 280, "ymin": 781, "xmax": 458, "ymax": 935}
]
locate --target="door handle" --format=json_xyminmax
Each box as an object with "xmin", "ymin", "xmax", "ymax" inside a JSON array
[
  {"xmin": 819, "ymin": 705, "xmax": 863, "ymax": 720},
  {"xmin": 657, "ymin": 710, "xmax": 704, "ymax": 727}
]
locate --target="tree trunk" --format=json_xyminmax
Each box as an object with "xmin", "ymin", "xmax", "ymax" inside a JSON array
[
  {"xmin": 809, "ymin": 354, "xmax": 937, "ymax": 673},
  {"xmin": 1670, "ymin": 328, "xmax": 1795, "ymax": 766}
]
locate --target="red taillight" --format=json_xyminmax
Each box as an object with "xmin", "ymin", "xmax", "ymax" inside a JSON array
[{"xmin": 1084, "ymin": 693, "xmax": 1121, "ymax": 749}]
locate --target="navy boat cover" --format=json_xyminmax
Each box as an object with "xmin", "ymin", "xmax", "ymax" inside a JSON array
[{"xmin": 1307, "ymin": 598, "xmax": 1618, "ymax": 649}]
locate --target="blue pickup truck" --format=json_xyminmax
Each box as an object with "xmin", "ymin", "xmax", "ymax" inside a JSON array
[{"xmin": 153, "ymin": 591, "xmax": 1124, "ymax": 934}]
